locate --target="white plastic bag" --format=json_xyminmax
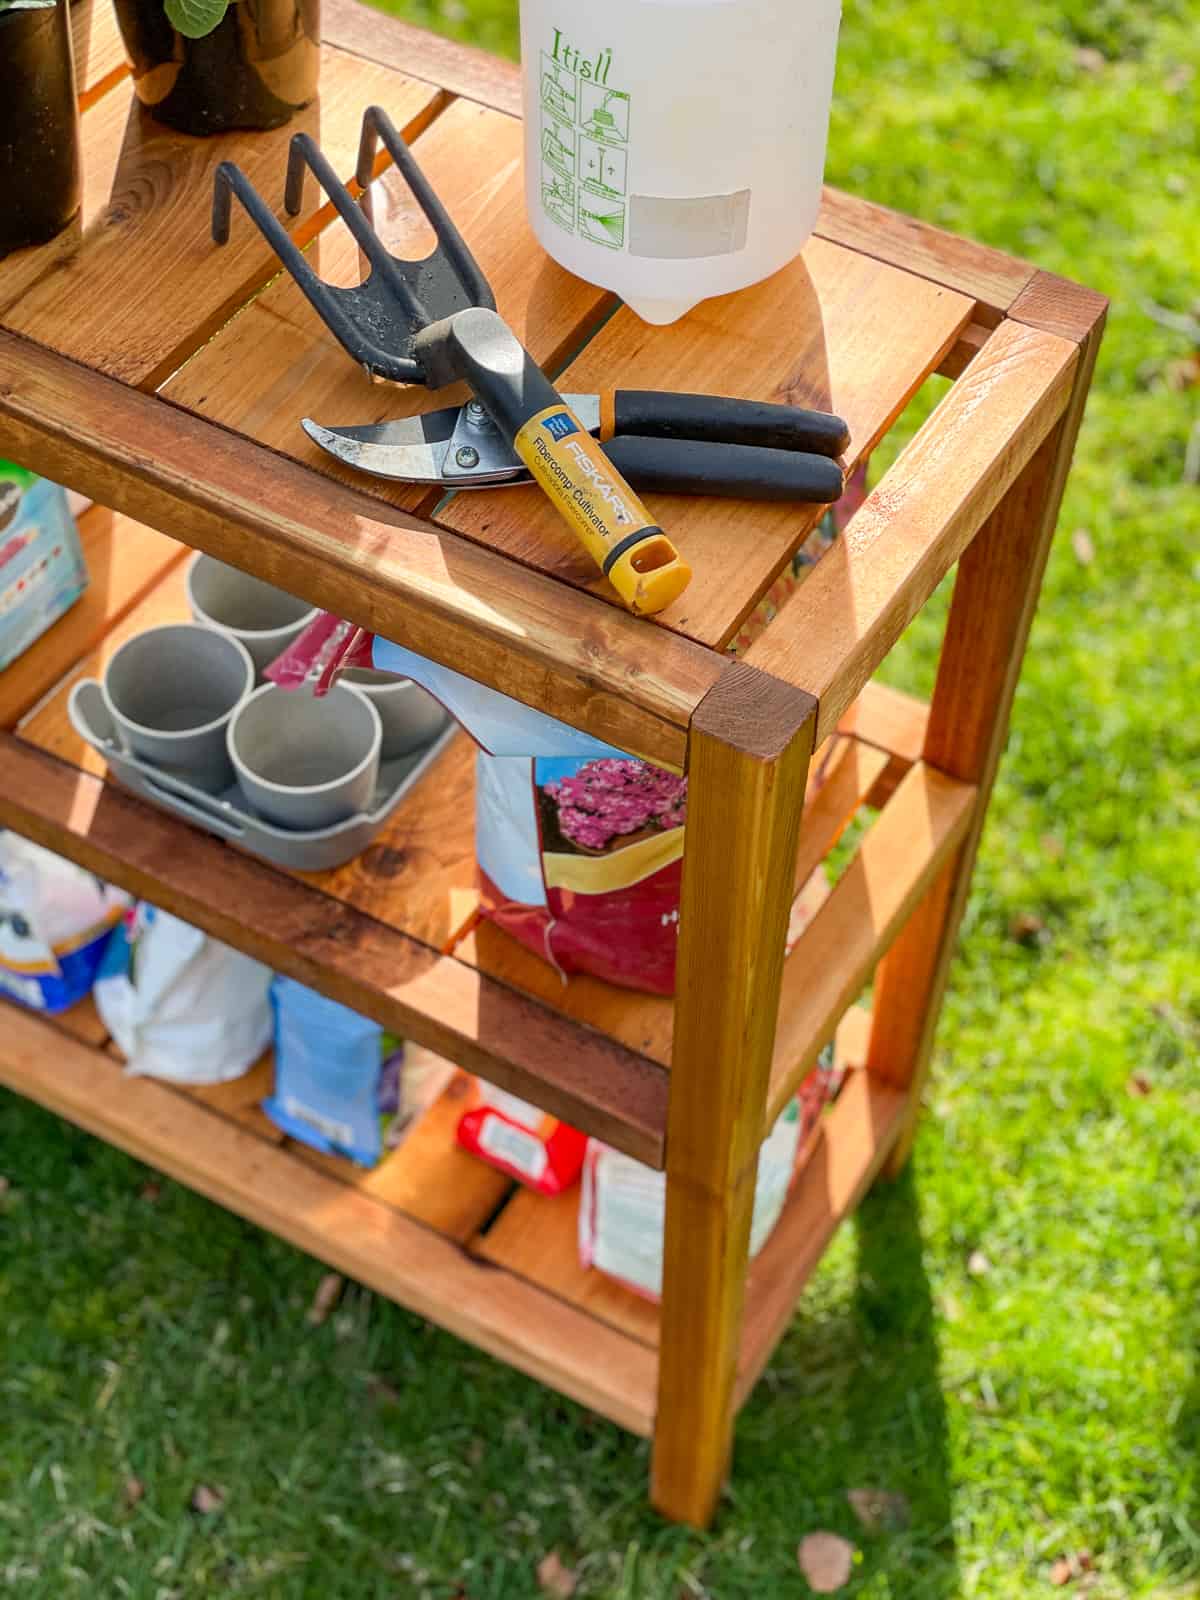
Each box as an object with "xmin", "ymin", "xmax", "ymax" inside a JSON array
[
  {"xmin": 95, "ymin": 904, "xmax": 272, "ymax": 1084},
  {"xmin": 0, "ymin": 833, "xmax": 128, "ymax": 1013},
  {"xmin": 579, "ymin": 1095, "xmax": 808, "ymax": 1301}
]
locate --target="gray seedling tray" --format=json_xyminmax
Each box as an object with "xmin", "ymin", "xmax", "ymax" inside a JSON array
[{"xmin": 68, "ymin": 679, "xmax": 457, "ymax": 872}]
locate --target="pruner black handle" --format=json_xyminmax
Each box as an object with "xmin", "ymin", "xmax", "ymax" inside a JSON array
[
  {"xmin": 610, "ymin": 391, "xmax": 850, "ymax": 460},
  {"xmin": 603, "ymin": 436, "xmax": 845, "ymax": 504}
]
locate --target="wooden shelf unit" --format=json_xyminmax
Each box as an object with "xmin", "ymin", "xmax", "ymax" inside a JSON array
[{"xmin": 0, "ymin": 0, "xmax": 1105, "ymax": 1526}]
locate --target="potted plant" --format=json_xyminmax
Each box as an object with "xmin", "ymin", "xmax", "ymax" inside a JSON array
[
  {"xmin": 0, "ymin": 0, "xmax": 81, "ymax": 258},
  {"xmin": 112, "ymin": 0, "xmax": 321, "ymax": 136}
]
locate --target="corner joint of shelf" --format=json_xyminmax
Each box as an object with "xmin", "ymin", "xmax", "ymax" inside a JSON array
[{"xmin": 689, "ymin": 661, "xmax": 818, "ymax": 767}]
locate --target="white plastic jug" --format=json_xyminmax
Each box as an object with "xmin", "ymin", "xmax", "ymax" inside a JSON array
[{"xmin": 520, "ymin": 0, "xmax": 842, "ymax": 325}]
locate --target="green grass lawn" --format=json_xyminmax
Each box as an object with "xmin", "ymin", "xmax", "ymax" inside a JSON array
[{"xmin": 2, "ymin": 1, "xmax": 1198, "ymax": 1595}]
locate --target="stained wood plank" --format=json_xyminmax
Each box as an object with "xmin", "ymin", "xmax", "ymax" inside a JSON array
[
  {"xmin": 73, "ymin": 0, "xmax": 127, "ymax": 108},
  {"xmin": 0, "ymin": 734, "xmax": 669, "ymax": 1163},
  {"xmin": 477, "ymin": 1188, "xmax": 662, "ymax": 1347},
  {"xmin": 1008, "ymin": 271, "xmax": 1111, "ymax": 346},
  {"xmin": 744, "ymin": 318, "xmax": 1079, "ymax": 743},
  {"xmin": 0, "ymin": 334, "xmax": 721, "ymax": 770},
  {"xmin": 439, "ymin": 237, "xmax": 973, "ymax": 648},
  {"xmin": 324, "ymin": 0, "xmax": 521, "ymax": 114},
  {"xmin": 0, "ymin": 509, "xmax": 184, "ymax": 731},
  {"xmin": 164, "ymin": 98, "xmax": 612, "ymax": 516},
  {"xmin": 287, "ymin": 1068, "xmax": 512, "ymax": 1242},
  {"xmin": 3, "ymin": 51, "xmax": 445, "ymax": 388},
  {"xmin": 837, "ymin": 680, "xmax": 930, "ymax": 805},
  {"xmin": 0, "ymin": 992, "xmax": 109, "ymax": 1048},
  {"xmin": 867, "ymin": 284, "xmax": 1105, "ymax": 1175},
  {"xmin": 735, "ymin": 1070, "xmax": 907, "ymax": 1407},
  {"xmin": 0, "ymin": 1003, "xmax": 658, "ymax": 1434},
  {"xmin": 815, "ymin": 187, "xmax": 1037, "ymax": 318},
  {"xmin": 765, "ymin": 762, "xmax": 976, "ymax": 1130},
  {"xmin": 654, "ymin": 667, "xmax": 817, "ymax": 1526}
]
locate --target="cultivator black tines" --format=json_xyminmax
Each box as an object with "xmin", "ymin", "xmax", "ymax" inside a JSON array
[{"xmin": 211, "ymin": 105, "xmax": 494, "ymax": 385}]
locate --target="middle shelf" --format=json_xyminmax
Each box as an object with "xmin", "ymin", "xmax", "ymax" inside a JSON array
[{"xmin": 1, "ymin": 520, "xmax": 970, "ymax": 1167}]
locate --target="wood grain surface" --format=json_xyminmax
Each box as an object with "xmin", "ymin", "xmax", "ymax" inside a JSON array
[
  {"xmin": 3, "ymin": 51, "xmax": 445, "ymax": 388},
  {"xmin": 439, "ymin": 238, "xmax": 973, "ymax": 646},
  {"xmin": 72, "ymin": 0, "xmax": 127, "ymax": 108},
  {"xmin": 0, "ymin": 332, "xmax": 723, "ymax": 769},
  {"xmin": 744, "ymin": 318, "xmax": 1080, "ymax": 741}
]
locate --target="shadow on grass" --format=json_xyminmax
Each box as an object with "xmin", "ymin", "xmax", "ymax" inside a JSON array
[
  {"xmin": 733, "ymin": 1162, "xmax": 955, "ymax": 1597},
  {"xmin": 846, "ymin": 1164, "xmax": 957, "ymax": 1596}
]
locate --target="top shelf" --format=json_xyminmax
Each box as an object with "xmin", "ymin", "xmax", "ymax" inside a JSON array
[{"xmin": 0, "ymin": 0, "xmax": 1102, "ymax": 768}]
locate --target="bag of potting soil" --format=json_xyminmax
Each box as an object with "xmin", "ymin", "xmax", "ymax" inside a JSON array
[
  {"xmin": 0, "ymin": 833, "xmax": 128, "ymax": 1013},
  {"xmin": 95, "ymin": 904, "xmax": 273, "ymax": 1084},
  {"xmin": 263, "ymin": 977, "xmax": 405, "ymax": 1167}
]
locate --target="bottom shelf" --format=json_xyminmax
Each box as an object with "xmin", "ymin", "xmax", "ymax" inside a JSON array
[{"xmin": 0, "ymin": 998, "xmax": 906, "ymax": 1436}]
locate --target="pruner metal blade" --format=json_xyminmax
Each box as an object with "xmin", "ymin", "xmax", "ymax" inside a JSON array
[{"xmin": 302, "ymin": 395, "xmax": 601, "ymax": 489}]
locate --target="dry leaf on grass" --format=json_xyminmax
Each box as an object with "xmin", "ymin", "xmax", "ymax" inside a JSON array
[
  {"xmin": 122, "ymin": 1476, "xmax": 145, "ymax": 1509},
  {"xmin": 1072, "ymin": 529, "xmax": 1096, "ymax": 565},
  {"xmin": 139, "ymin": 1180, "xmax": 161, "ymax": 1203},
  {"xmin": 846, "ymin": 1487, "xmax": 911, "ymax": 1534},
  {"xmin": 306, "ymin": 1272, "xmax": 344, "ymax": 1327},
  {"xmin": 1050, "ymin": 1551, "xmax": 1095, "ymax": 1586},
  {"xmin": 1009, "ymin": 912, "xmax": 1047, "ymax": 945},
  {"xmin": 536, "ymin": 1551, "xmax": 578, "ymax": 1597},
  {"xmin": 366, "ymin": 1374, "xmax": 400, "ymax": 1406},
  {"xmin": 1126, "ymin": 1071, "xmax": 1153, "ymax": 1098},
  {"xmin": 189, "ymin": 1484, "xmax": 224, "ymax": 1516},
  {"xmin": 798, "ymin": 1531, "xmax": 856, "ymax": 1592}
]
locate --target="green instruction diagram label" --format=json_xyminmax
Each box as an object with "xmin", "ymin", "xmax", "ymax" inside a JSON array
[{"xmin": 539, "ymin": 30, "xmax": 630, "ymax": 251}]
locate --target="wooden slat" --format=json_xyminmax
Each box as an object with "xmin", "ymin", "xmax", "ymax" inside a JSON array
[
  {"xmin": 73, "ymin": 0, "xmax": 127, "ymax": 108},
  {"xmin": 794, "ymin": 736, "xmax": 888, "ymax": 894},
  {"xmin": 867, "ymin": 278, "xmax": 1107, "ymax": 1175},
  {"xmin": 653, "ymin": 668, "xmax": 817, "ymax": 1526},
  {"xmin": 324, "ymin": 0, "xmax": 521, "ymax": 115},
  {"xmin": 477, "ymin": 1189, "xmax": 662, "ymax": 1348},
  {"xmin": 815, "ymin": 187, "xmax": 1037, "ymax": 319},
  {"xmin": 0, "ymin": 1003, "xmax": 658, "ymax": 1434},
  {"xmin": 439, "ymin": 238, "xmax": 973, "ymax": 648},
  {"xmin": 1, "ymin": 992, "xmax": 109, "ymax": 1048},
  {"xmin": 837, "ymin": 680, "xmax": 930, "ymax": 805},
  {"xmin": 0, "ymin": 510, "xmax": 183, "ymax": 731},
  {"xmin": 476, "ymin": 1004, "xmax": 874, "ymax": 1355},
  {"xmin": 765, "ymin": 762, "xmax": 976, "ymax": 1129},
  {"xmin": 735, "ymin": 1070, "xmax": 907, "ymax": 1407},
  {"xmin": 0, "ymin": 734, "xmax": 669, "ymax": 1164},
  {"xmin": 744, "ymin": 318, "xmax": 1080, "ymax": 744},
  {"xmin": 3, "ymin": 52, "xmax": 445, "ymax": 388},
  {"xmin": 288, "ymin": 1069, "xmax": 511, "ymax": 1243},
  {"xmin": 164, "ymin": 99, "xmax": 612, "ymax": 517},
  {"xmin": 456, "ymin": 730, "xmax": 887, "ymax": 1071},
  {"xmin": 937, "ymin": 320, "xmax": 992, "ymax": 380},
  {"xmin": 0, "ymin": 334, "xmax": 723, "ymax": 769}
]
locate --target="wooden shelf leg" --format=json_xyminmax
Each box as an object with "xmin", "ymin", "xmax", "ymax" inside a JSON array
[
  {"xmin": 866, "ymin": 298, "xmax": 1106, "ymax": 1176},
  {"xmin": 651, "ymin": 664, "xmax": 817, "ymax": 1527}
]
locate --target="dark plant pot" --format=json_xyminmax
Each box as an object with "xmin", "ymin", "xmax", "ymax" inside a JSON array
[
  {"xmin": 0, "ymin": 0, "xmax": 81, "ymax": 258},
  {"xmin": 112, "ymin": 0, "xmax": 321, "ymax": 136}
]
